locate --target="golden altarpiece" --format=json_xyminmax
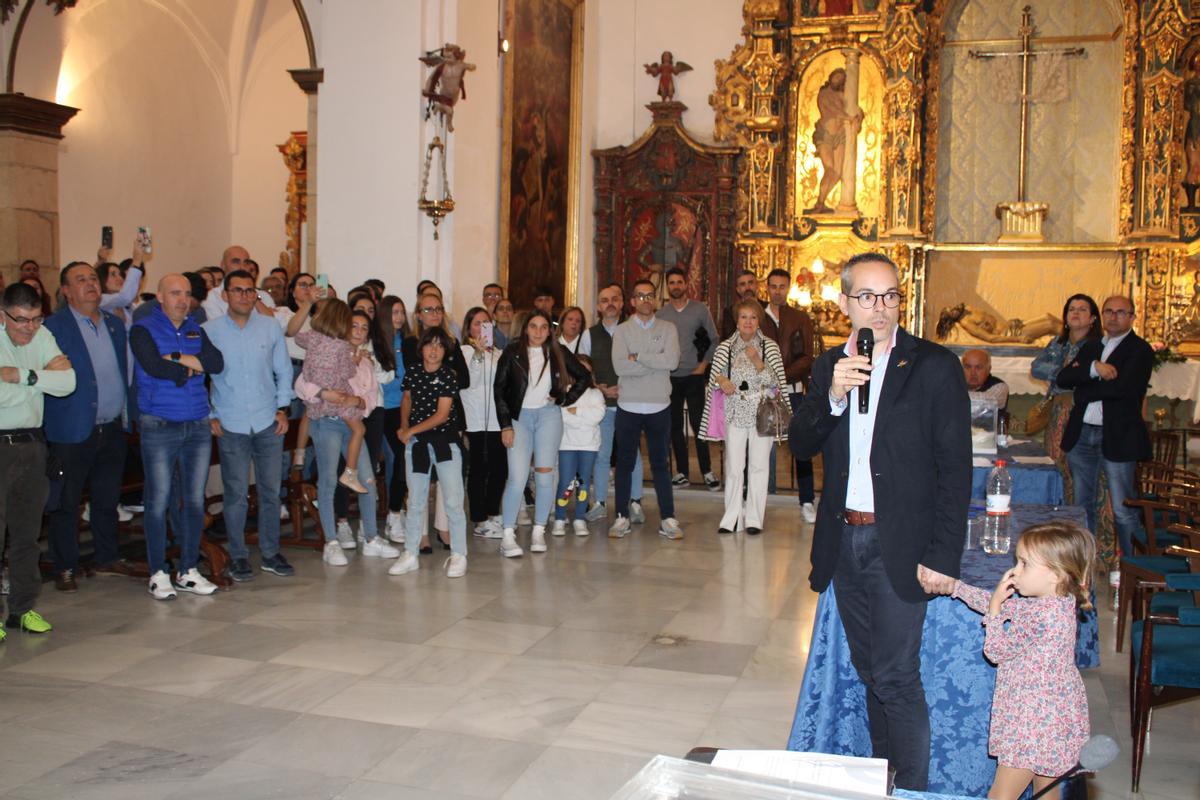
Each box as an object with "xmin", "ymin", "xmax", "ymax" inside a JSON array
[{"xmin": 707, "ymin": 0, "xmax": 1200, "ymax": 359}]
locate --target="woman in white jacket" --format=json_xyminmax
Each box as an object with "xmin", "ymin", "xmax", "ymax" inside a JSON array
[{"xmin": 551, "ymin": 355, "xmax": 606, "ymax": 536}]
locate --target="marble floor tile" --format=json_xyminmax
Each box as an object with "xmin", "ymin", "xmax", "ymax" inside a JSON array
[
  {"xmin": 92, "ymin": 615, "xmax": 231, "ymax": 650},
  {"xmin": 599, "ymin": 666, "xmax": 737, "ymax": 716},
  {"xmin": 6, "ymin": 641, "xmax": 162, "ymax": 683},
  {"xmin": 269, "ymin": 636, "xmax": 422, "ymax": 675},
  {"xmin": 116, "ymin": 698, "xmax": 298, "ymax": 762},
  {"xmin": 699, "ymin": 712, "xmax": 793, "ymax": 751},
  {"xmin": 427, "ymin": 682, "xmax": 591, "ymax": 745},
  {"xmin": 363, "ymin": 729, "xmax": 545, "ymax": 798},
  {"xmin": 490, "ymin": 655, "xmax": 622, "ymax": 700},
  {"xmin": 717, "ymin": 677, "xmax": 805, "ymax": 724},
  {"xmin": 370, "ymin": 644, "xmax": 512, "ymax": 687},
  {"xmin": 659, "ymin": 609, "xmax": 774, "ymax": 646},
  {"xmin": 423, "ymin": 618, "xmax": 554, "ymax": 655},
  {"xmin": 102, "ymin": 652, "xmax": 260, "ymax": 697},
  {"xmin": 205, "ymin": 661, "xmax": 355, "ymax": 712},
  {"xmin": 23, "ymin": 685, "xmax": 191, "ymax": 740},
  {"xmin": 0, "ymin": 727, "xmax": 113, "ymax": 793},
  {"xmin": 175, "ymin": 622, "xmax": 317, "ymax": 661},
  {"xmin": 238, "ymin": 716, "xmax": 417, "ymax": 778},
  {"xmin": 629, "ymin": 637, "xmax": 757, "ymax": 677},
  {"xmin": 0, "ymin": 671, "xmax": 89, "ymax": 723},
  {"xmin": 557, "ymin": 604, "xmax": 677, "ymax": 635},
  {"xmin": 499, "ymin": 745, "xmax": 650, "ymax": 800},
  {"xmin": 5, "ymin": 741, "xmax": 221, "ymax": 800},
  {"xmin": 523, "ymin": 626, "xmax": 651, "ymax": 666},
  {"xmin": 164, "ymin": 758, "xmax": 352, "ymax": 800},
  {"xmin": 555, "ymin": 700, "xmax": 712, "ymax": 759},
  {"xmin": 310, "ymin": 678, "xmax": 469, "ymax": 727},
  {"xmin": 334, "ymin": 780, "xmax": 478, "ymax": 800}
]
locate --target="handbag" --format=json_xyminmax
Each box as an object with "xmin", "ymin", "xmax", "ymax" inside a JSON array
[
  {"xmin": 703, "ymin": 387, "xmax": 726, "ymax": 440},
  {"xmin": 756, "ymin": 388, "xmax": 792, "ymax": 440},
  {"xmin": 1024, "ymin": 390, "xmax": 1053, "ymax": 436}
]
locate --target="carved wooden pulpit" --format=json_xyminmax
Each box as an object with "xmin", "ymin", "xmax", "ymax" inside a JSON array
[{"xmin": 592, "ymin": 102, "xmax": 739, "ymax": 322}]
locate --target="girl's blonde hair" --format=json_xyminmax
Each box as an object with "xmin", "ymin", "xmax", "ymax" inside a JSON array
[
  {"xmin": 311, "ymin": 298, "xmax": 352, "ymax": 340},
  {"xmin": 1019, "ymin": 522, "xmax": 1096, "ymax": 610}
]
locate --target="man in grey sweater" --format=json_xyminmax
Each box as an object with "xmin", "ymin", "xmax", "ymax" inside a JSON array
[
  {"xmin": 656, "ymin": 267, "xmax": 720, "ymax": 491},
  {"xmin": 610, "ymin": 279, "xmax": 684, "ymax": 540}
]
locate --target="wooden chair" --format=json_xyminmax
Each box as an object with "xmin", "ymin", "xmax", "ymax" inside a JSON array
[
  {"xmin": 1116, "ymin": 497, "xmax": 1198, "ymax": 652},
  {"xmin": 1148, "ymin": 430, "xmax": 1180, "ymax": 469},
  {"xmin": 1129, "ymin": 571, "xmax": 1200, "ymax": 791}
]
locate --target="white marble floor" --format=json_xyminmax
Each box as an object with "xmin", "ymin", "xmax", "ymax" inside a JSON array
[{"xmin": 0, "ymin": 491, "xmax": 1195, "ymax": 799}]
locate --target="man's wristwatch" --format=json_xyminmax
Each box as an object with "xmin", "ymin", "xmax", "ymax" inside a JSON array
[
  {"xmin": 26, "ymin": 370, "xmax": 38, "ymax": 387},
  {"xmin": 277, "ymin": 406, "xmax": 289, "ymax": 415},
  {"xmin": 170, "ymin": 351, "xmax": 182, "ymax": 362}
]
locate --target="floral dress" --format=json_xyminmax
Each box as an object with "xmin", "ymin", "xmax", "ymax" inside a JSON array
[
  {"xmin": 953, "ymin": 582, "xmax": 1089, "ymax": 775},
  {"xmin": 724, "ymin": 334, "xmax": 780, "ymax": 428}
]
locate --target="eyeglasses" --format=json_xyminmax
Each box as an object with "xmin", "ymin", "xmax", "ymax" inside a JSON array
[
  {"xmin": 4, "ymin": 310, "xmax": 43, "ymax": 326},
  {"xmin": 295, "ymin": 280, "xmax": 315, "ymax": 289},
  {"xmin": 483, "ymin": 292, "xmax": 502, "ymax": 299},
  {"xmin": 633, "ymin": 292, "xmax": 656, "ymax": 301},
  {"xmin": 1102, "ymin": 309, "xmax": 1132, "ymax": 317},
  {"xmin": 420, "ymin": 306, "xmax": 445, "ymax": 314},
  {"xmin": 227, "ymin": 287, "xmax": 258, "ymax": 296},
  {"xmin": 844, "ymin": 290, "xmax": 902, "ymax": 309}
]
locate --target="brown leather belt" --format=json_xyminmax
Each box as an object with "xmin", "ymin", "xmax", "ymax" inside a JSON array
[{"xmin": 843, "ymin": 509, "xmax": 876, "ymax": 526}]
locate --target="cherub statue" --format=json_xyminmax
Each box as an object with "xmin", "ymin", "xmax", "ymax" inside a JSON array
[
  {"xmin": 644, "ymin": 51, "xmax": 692, "ymax": 102},
  {"xmin": 420, "ymin": 43, "xmax": 476, "ymax": 132}
]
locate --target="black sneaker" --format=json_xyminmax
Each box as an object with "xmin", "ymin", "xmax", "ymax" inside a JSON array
[
  {"xmin": 671, "ymin": 473, "xmax": 688, "ymax": 487},
  {"xmin": 229, "ymin": 558, "xmax": 254, "ymax": 582},
  {"xmin": 261, "ymin": 553, "xmax": 295, "ymax": 577}
]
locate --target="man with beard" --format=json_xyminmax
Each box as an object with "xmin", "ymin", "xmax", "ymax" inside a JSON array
[{"xmin": 720, "ymin": 269, "xmax": 761, "ymax": 339}]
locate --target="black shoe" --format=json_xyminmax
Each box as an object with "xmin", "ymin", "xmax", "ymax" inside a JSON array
[
  {"xmin": 747, "ymin": 527, "xmax": 762, "ymax": 536},
  {"xmin": 419, "ymin": 542, "xmax": 433, "ymax": 555},
  {"xmin": 54, "ymin": 570, "xmax": 78, "ymax": 593},
  {"xmin": 229, "ymin": 558, "xmax": 254, "ymax": 582},
  {"xmin": 260, "ymin": 553, "xmax": 295, "ymax": 577},
  {"xmin": 437, "ymin": 535, "xmax": 451, "ymax": 551},
  {"xmin": 718, "ymin": 527, "xmax": 733, "ymax": 534}
]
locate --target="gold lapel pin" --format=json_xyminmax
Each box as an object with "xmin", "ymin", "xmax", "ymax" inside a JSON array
[{"xmin": 897, "ymin": 359, "xmax": 909, "ymax": 368}]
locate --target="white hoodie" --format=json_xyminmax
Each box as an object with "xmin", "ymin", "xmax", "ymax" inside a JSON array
[{"xmin": 560, "ymin": 386, "xmax": 606, "ymax": 451}]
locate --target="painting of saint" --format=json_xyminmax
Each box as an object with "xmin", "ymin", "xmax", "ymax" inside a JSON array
[{"xmin": 626, "ymin": 201, "xmax": 705, "ymax": 302}]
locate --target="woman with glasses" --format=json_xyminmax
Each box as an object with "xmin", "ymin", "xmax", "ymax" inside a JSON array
[
  {"xmin": 700, "ymin": 299, "xmax": 786, "ymax": 535},
  {"xmin": 493, "ymin": 311, "xmax": 590, "ymax": 557}
]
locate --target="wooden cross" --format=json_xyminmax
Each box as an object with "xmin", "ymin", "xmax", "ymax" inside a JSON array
[{"xmin": 969, "ymin": 5, "xmax": 1085, "ymax": 202}]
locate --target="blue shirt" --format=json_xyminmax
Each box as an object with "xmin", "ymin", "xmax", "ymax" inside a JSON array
[
  {"xmin": 203, "ymin": 312, "xmax": 292, "ymax": 434},
  {"xmin": 70, "ymin": 306, "xmax": 125, "ymax": 423},
  {"xmin": 381, "ymin": 332, "xmax": 407, "ymax": 409}
]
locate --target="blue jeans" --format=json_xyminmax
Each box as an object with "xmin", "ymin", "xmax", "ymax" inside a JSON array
[
  {"xmin": 404, "ymin": 441, "xmax": 467, "ymax": 556},
  {"xmin": 501, "ymin": 404, "xmax": 562, "ymax": 528},
  {"xmin": 555, "ymin": 450, "xmax": 597, "ymax": 520},
  {"xmin": 140, "ymin": 414, "xmax": 211, "ymax": 575},
  {"xmin": 592, "ymin": 406, "xmax": 641, "ymax": 504},
  {"xmin": 1067, "ymin": 423, "xmax": 1138, "ymax": 558},
  {"xmin": 311, "ymin": 416, "xmax": 377, "ymax": 542},
  {"xmin": 217, "ymin": 425, "xmax": 284, "ymax": 560},
  {"xmin": 615, "ymin": 407, "xmax": 673, "ymax": 519}
]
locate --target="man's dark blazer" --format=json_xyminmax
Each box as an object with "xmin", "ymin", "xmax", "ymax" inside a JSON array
[
  {"xmin": 1056, "ymin": 331, "xmax": 1153, "ymax": 462},
  {"xmin": 43, "ymin": 307, "xmax": 128, "ymax": 444},
  {"xmin": 788, "ymin": 327, "xmax": 972, "ymax": 603}
]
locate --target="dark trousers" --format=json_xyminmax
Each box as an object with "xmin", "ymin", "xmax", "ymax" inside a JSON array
[
  {"xmin": 832, "ymin": 523, "xmax": 930, "ymax": 790},
  {"xmin": 334, "ymin": 406, "xmax": 386, "ymax": 520},
  {"xmin": 669, "ymin": 374, "xmax": 711, "ymax": 477},
  {"xmin": 789, "ymin": 392, "xmax": 815, "ymax": 503},
  {"xmin": 383, "ymin": 407, "xmax": 408, "ymax": 513},
  {"xmin": 48, "ymin": 421, "xmax": 126, "ymax": 572},
  {"xmin": 0, "ymin": 439, "xmax": 48, "ymax": 617},
  {"xmin": 466, "ymin": 430, "xmax": 507, "ymax": 522},
  {"xmin": 615, "ymin": 407, "xmax": 674, "ymax": 519}
]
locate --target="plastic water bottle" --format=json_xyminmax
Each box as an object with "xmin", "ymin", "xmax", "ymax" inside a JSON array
[{"xmin": 983, "ymin": 460, "xmax": 1012, "ymax": 555}]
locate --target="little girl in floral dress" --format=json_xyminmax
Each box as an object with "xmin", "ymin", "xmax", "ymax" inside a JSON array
[{"xmin": 951, "ymin": 521, "xmax": 1094, "ymax": 800}]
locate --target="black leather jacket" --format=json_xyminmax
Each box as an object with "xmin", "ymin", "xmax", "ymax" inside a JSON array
[{"xmin": 493, "ymin": 341, "xmax": 590, "ymax": 429}]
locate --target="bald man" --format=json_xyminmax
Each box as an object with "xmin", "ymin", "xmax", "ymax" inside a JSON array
[
  {"xmin": 962, "ymin": 348, "xmax": 1008, "ymax": 413},
  {"xmin": 202, "ymin": 246, "xmax": 275, "ymax": 320},
  {"xmin": 130, "ymin": 274, "xmax": 224, "ymax": 600}
]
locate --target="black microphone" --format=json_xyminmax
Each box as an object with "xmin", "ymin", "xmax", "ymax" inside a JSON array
[
  {"xmin": 856, "ymin": 327, "xmax": 873, "ymax": 414},
  {"xmin": 1028, "ymin": 735, "xmax": 1119, "ymax": 800}
]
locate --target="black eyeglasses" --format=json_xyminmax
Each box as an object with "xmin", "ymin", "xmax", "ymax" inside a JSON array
[
  {"xmin": 844, "ymin": 290, "xmax": 902, "ymax": 309},
  {"xmin": 227, "ymin": 287, "xmax": 258, "ymax": 296},
  {"xmin": 4, "ymin": 310, "xmax": 43, "ymax": 326},
  {"xmin": 633, "ymin": 292, "xmax": 656, "ymax": 301}
]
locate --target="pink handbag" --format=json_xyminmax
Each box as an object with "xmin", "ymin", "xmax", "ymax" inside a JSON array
[{"xmin": 705, "ymin": 387, "xmax": 726, "ymax": 440}]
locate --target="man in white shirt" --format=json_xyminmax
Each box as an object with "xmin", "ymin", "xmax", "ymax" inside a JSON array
[{"xmin": 202, "ymin": 246, "xmax": 276, "ymax": 320}]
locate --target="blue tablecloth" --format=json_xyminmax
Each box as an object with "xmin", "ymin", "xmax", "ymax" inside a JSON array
[
  {"xmin": 788, "ymin": 505, "xmax": 1096, "ymax": 797},
  {"xmin": 971, "ymin": 441, "xmax": 1064, "ymax": 505}
]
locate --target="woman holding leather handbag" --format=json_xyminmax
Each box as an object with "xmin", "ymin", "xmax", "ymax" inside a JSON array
[{"xmin": 699, "ymin": 299, "xmax": 787, "ymax": 535}]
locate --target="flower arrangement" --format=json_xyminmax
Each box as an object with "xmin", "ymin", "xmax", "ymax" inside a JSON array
[{"xmin": 1150, "ymin": 341, "xmax": 1186, "ymax": 371}]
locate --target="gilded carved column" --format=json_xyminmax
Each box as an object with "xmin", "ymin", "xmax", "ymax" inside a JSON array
[
  {"xmin": 277, "ymin": 131, "xmax": 307, "ymax": 278},
  {"xmin": 879, "ymin": 0, "xmax": 926, "ymax": 238}
]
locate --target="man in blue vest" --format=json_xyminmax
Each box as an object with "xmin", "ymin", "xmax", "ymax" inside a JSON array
[
  {"xmin": 44, "ymin": 262, "xmax": 131, "ymax": 592},
  {"xmin": 130, "ymin": 274, "xmax": 224, "ymax": 600}
]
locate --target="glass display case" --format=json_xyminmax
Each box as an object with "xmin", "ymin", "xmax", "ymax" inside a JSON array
[
  {"xmin": 969, "ymin": 395, "xmax": 999, "ymax": 455},
  {"xmin": 609, "ymin": 755, "xmax": 894, "ymax": 800}
]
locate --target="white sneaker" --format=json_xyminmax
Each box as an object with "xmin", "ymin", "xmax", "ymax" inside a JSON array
[
  {"xmin": 530, "ymin": 525, "xmax": 548, "ymax": 553},
  {"xmin": 83, "ymin": 503, "xmax": 134, "ymax": 523},
  {"xmin": 388, "ymin": 552, "xmax": 419, "ymax": 575},
  {"xmin": 585, "ymin": 502, "xmax": 607, "ymax": 522},
  {"xmin": 573, "ymin": 519, "xmax": 590, "ymax": 537},
  {"xmin": 362, "ymin": 537, "xmax": 401, "ymax": 558},
  {"xmin": 386, "ymin": 511, "xmax": 405, "ymax": 543},
  {"xmin": 517, "ymin": 505, "xmax": 533, "ymax": 526},
  {"xmin": 445, "ymin": 554, "xmax": 467, "ymax": 578},
  {"xmin": 174, "ymin": 568, "xmax": 217, "ymax": 596},
  {"xmin": 323, "ymin": 540, "xmax": 349, "ymax": 566},
  {"xmin": 801, "ymin": 502, "xmax": 817, "ymax": 524},
  {"xmin": 658, "ymin": 517, "xmax": 684, "ymax": 540},
  {"xmin": 335, "ymin": 520, "xmax": 356, "ymax": 550},
  {"xmin": 474, "ymin": 518, "xmax": 502, "ymax": 538},
  {"xmin": 500, "ymin": 528, "xmax": 524, "ymax": 558},
  {"xmin": 703, "ymin": 472, "xmax": 721, "ymax": 492},
  {"xmin": 279, "ymin": 504, "xmax": 289, "ymax": 521},
  {"xmin": 671, "ymin": 472, "xmax": 688, "ymax": 487},
  {"xmin": 1109, "ymin": 570, "xmax": 1121, "ymax": 589},
  {"xmin": 550, "ymin": 520, "xmax": 567, "ymax": 537},
  {"xmin": 148, "ymin": 570, "xmax": 177, "ymax": 601},
  {"xmin": 628, "ymin": 500, "xmax": 646, "ymax": 524},
  {"xmin": 609, "ymin": 515, "xmax": 632, "ymax": 538}
]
